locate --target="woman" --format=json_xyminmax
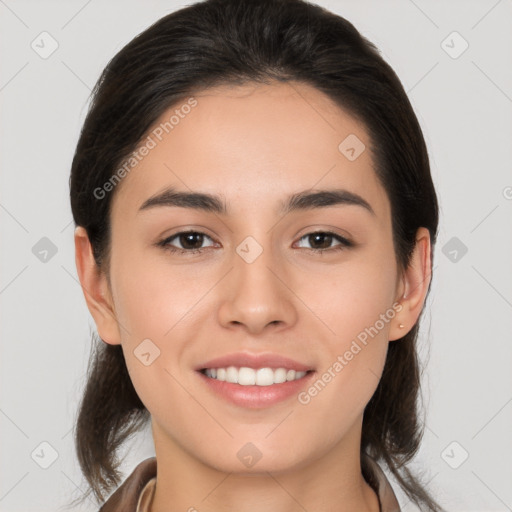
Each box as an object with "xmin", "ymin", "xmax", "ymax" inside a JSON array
[{"xmin": 68, "ymin": 0, "xmax": 443, "ymax": 511}]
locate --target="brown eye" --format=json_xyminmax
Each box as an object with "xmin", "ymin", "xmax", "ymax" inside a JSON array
[
  {"xmin": 158, "ymin": 231, "xmax": 215, "ymax": 254},
  {"xmin": 295, "ymin": 231, "xmax": 352, "ymax": 252},
  {"xmin": 176, "ymin": 232, "xmax": 206, "ymax": 250}
]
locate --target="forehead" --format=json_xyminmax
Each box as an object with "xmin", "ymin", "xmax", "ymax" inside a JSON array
[{"xmin": 111, "ymin": 81, "xmax": 390, "ymax": 222}]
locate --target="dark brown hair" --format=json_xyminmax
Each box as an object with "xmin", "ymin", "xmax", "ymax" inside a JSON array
[{"xmin": 68, "ymin": 0, "xmax": 442, "ymax": 510}]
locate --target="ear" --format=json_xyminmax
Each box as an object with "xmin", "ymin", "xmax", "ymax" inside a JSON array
[
  {"xmin": 388, "ymin": 227, "xmax": 432, "ymax": 341},
  {"xmin": 74, "ymin": 226, "xmax": 121, "ymax": 345}
]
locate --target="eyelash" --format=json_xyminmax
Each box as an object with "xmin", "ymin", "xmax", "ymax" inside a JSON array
[{"xmin": 156, "ymin": 230, "xmax": 353, "ymax": 256}]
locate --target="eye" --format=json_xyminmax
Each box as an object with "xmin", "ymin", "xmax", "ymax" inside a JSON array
[
  {"xmin": 157, "ymin": 229, "xmax": 353, "ymax": 256},
  {"xmin": 157, "ymin": 230, "xmax": 216, "ymax": 254},
  {"xmin": 294, "ymin": 231, "xmax": 353, "ymax": 253}
]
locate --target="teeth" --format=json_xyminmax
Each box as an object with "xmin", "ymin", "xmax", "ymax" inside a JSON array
[{"xmin": 203, "ymin": 366, "xmax": 307, "ymax": 385}]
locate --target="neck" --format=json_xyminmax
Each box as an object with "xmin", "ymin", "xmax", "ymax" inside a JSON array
[{"xmin": 149, "ymin": 422, "xmax": 380, "ymax": 512}]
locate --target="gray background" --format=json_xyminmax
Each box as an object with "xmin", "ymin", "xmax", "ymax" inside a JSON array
[{"xmin": 1, "ymin": 0, "xmax": 511, "ymax": 511}]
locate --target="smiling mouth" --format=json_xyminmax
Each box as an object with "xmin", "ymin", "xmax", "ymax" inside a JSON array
[{"xmin": 199, "ymin": 366, "xmax": 313, "ymax": 386}]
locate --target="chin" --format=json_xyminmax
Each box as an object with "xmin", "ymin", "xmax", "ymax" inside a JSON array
[{"xmin": 197, "ymin": 443, "xmax": 310, "ymax": 475}]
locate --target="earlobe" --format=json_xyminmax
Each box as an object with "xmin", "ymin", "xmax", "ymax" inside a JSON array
[
  {"xmin": 74, "ymin": 226, "xmax": 121, "ymax": 345},
  {"xmin": 389, "ymin": 227, "xmax": 432, "ymax": 341}
]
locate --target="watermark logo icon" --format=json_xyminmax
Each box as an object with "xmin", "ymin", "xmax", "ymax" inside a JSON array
[
  {"xmin": 237, "ymin": 442, "xmax": 263, "ymax": 468},
  {"xmin": 442, "ymin": 236, "xmax": 468, "ymax": 263},
  {"xmin": 32, "ymin": 237, "xmax": 58, "ymax": 263},
  {"xmin": 134, "ymin": 338, "xmax": 161, "ymax": 366},
  {"xmin": 441, "ymin": 441, "xmax": 469, "ymax": 469},
  {"xmin": 31, "ymin": 441, "xmax": 59, "ymax": 469},
  {"xmin": 236, "ymin": 236, "xmax": 263, "ymax": 264},
  {"xmin": 338, "ymin": 134, "xmax": 366, "ymax": 161},
  {"xmin": 441, "ymin": 31, "xmax": 469, "ymax": 59},
  {"xmin": 31, "ymin": 32, "xmax": 59, "ymax": 59}
]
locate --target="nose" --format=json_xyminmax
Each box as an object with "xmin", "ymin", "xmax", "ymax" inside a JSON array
[{"xmin": 217, "ymin": 240, "xmax": 298, "ymax": 335}]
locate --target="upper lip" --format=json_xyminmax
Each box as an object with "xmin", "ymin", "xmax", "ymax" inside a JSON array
[{"xmin": 195, "ymin": 352, "xmax": 314, "ymax": 372}]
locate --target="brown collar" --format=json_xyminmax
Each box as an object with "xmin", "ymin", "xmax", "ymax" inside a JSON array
[{"xmin": 99, "ymin": 457, "xmax": 157, "ymax": 512}]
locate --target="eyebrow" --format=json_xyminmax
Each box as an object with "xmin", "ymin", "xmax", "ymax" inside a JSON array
[{"xmin": 138, "ymin": 186, "xmax": 375, "ymax": 217}]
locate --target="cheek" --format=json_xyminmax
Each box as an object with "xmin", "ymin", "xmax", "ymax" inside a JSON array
[
  {"xmin": 298, "ymin": 306, "xmax": 390, "ymax": 445},
  {"xmin": 296, "ymin": 249, "xmax": 396, "ymax": 419},
  {"xmin": 301, "ymin": 247, "xmax": 398, "ymax": 343},
  {"xmin": 109, "ymin": 253, "xmax": 222, "ymax": 404},
  {"xmin": 111, "ymin": 260, "xmax": 207, "ymax": 419},
  {"xmin": 111, "ymin": 250, "xmax": 216, "ymax": 342}
]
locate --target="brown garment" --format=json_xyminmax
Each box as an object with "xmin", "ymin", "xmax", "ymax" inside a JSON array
[{"xmin": 99, "ymin": 453, "xmax": 401, "ymax": 512}]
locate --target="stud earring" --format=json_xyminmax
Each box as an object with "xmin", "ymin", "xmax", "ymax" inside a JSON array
[{"xmin": 399, "ymin": 324, "xmax": 404, "ymax": 329}]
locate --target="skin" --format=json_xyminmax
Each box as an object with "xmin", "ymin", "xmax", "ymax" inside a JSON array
[{"xmin": 75, "ymin": 81, "xmax": 431, "ymax": 512}]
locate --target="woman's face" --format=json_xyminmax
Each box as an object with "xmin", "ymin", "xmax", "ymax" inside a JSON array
[{"xmin": 101, "ymin": 81, "xmax": 408, "ymax": 472}]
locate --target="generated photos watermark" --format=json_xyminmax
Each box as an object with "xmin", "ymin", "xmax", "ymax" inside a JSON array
[
  {"xmin": 297, "ymin": 301, "xmax": 403, "ymax": 405},
  {"xmin": 93, "ymin": 96, "xmax": 198, "ymax": 200}
]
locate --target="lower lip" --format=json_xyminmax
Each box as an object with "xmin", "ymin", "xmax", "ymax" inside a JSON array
[{"xmin": 197, "ymin": 370, "xmax": 316, "ymax": 409}]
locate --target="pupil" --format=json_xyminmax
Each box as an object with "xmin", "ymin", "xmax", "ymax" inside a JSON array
[
  {"xmin": 182, "ymin": 233, "xmax": 203, "ymax": 249},
  {"xmin": 310, "ymin": 233, "xmax": 331, "ymax": 249}
]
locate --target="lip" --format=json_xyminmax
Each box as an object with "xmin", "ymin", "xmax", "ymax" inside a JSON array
[
  {"xmin": 195, "ymin": 352, "xmax": 314, "ymax": 372},
  {"xmin": 197, "ymin": 369, "xmax": 316, "ymax": 409}
]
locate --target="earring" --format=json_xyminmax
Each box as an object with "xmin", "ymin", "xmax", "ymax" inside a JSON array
[{"xmin": 399, "ymin": 324, "xmax": 404, "ymax": 329}]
